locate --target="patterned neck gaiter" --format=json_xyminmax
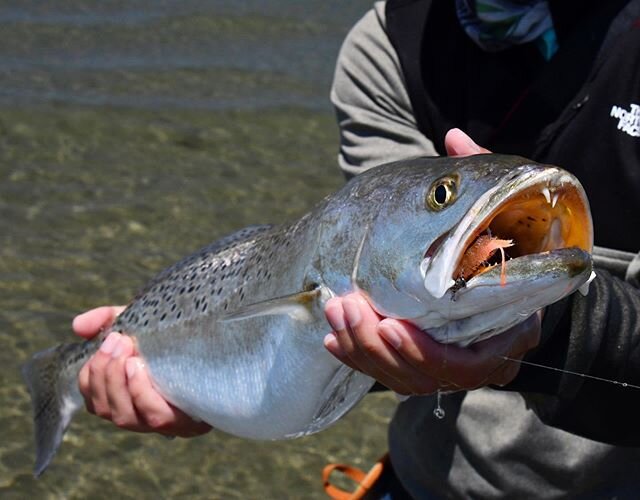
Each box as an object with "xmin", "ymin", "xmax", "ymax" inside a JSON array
[{"xmin": 455, "ymin": 0, "xmax": 558, "ymax": 59}]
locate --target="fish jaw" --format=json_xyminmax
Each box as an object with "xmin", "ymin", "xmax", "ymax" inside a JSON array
[
  {"xmin": 411, "ymin": 163, "xmax": 594, "ymax": 345},
  {"xmin": 412, "ymin": 247, "xmax": 593, "ymax": 344},
  {"xmin": 422, "ymin": 164, "xmax": 593, "ymax": 300}
]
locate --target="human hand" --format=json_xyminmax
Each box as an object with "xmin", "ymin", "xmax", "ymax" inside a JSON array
[
  {"xmin": 322, "ymin": 128, "xmax": 541, "ymax": 394},
  {"xmin": 324, "ymin": 293, "xmax": 541, "ymax": 395},
  {"xmin": 74, "ymin": 306, "xmax": 211, "ymax": 436}
]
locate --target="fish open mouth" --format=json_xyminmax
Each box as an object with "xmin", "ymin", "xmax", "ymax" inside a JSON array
[
  {"xmin": 452, "ymin": 178, "xmax": 592, "ymax": 285},
  {"xmin": 417, "ymin": 162, "xmax": 594, "ymax": 342}
]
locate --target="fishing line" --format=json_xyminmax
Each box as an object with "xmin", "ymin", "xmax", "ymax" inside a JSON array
[
  {"xmin": 497, "ymin": 355, "xmax": 640, "ymax": 389},
  {"xmin": 433, "ymin": 290, "xmax": 454, "ymax": 420}
]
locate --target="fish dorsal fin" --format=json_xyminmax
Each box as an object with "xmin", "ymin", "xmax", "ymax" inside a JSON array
[
  {"xmin": 221, "ymin": 284, "xmax": 333, "ymax": 324},
  {"xmin": 130, "ymin": 224, "xmax": 276, "ymax": 301},
  {"xmin": 206, "ymin": 224, "xmax": 275, "ymax": 253}
]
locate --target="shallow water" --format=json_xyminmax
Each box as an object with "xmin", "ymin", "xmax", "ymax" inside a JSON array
[{"xmin": 0, "ymin": 2, "xmax": 399, "ymax": 498}]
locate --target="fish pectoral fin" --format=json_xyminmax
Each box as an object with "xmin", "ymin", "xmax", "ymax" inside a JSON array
[{"xmin": 220, "ymin": 285, "xmax": 333, "ymax": 324}]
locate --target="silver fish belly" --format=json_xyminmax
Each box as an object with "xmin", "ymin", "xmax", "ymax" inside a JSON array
[
  {"xmin": 23, "ymin": 154, "xmax": 594, "ymax": 476},
  {"xmin": 120, "ymin": 219, "xmax": 374, "ymax": 441}
]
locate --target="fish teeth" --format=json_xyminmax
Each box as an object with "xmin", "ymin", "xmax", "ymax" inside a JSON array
[
  {"xmin": 541, "ymin": 186, "xmax": 559, "ymax": 207},
  {"xmin": 550, "ymin": 218, "xmax": 563, "ymax": 247}
]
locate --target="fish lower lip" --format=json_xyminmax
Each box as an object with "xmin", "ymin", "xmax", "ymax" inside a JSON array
[
  {"xmin": 457, "ymin": 247, "xmax": 592, "ymax": 290},
  {"xmin": 429, "ymin": 247, "xmax": 594, "ymax": 330}
]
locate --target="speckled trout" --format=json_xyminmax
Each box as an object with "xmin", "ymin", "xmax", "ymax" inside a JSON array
[{"xmin": 23, "ymin": 154, "xmax": 594, "ymax": 476}]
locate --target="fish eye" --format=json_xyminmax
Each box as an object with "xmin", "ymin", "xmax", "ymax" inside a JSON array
[{"xmin": 426, "ymin": 175, "xmax": 458, "ymax": 211}]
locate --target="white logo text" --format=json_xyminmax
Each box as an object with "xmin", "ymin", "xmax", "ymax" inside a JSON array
[{"xmin": 610, "ymin": 103, "xmax": 640, "ymax": 137}]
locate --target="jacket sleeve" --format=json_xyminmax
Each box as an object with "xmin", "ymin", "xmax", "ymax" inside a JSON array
[
  {"xmin": 330, "ymin": 2, "xmax": 437, "ymax": 177},
  {"xmin": 506, "ymin": 269, "xmax": 640, "ymax": 446}
]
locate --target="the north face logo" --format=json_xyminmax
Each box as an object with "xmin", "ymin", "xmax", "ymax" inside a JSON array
[{"xmin": 610, "ymin": 103, "xmax": 640, "ymax": 137}]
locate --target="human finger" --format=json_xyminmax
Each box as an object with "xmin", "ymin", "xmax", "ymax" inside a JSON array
[
  {"xmin": 78, "ymin": 356, "xmax": 95, "ymax": 414},
  {"xmin": 444, "ymin": 128, "xmax": 491, "ymax": 157},
  {"xmin": 485, "ymin": 350, "xmax": 526, "ymax": 387},
  {"xmin": 323, "ymin": 332, "xmax": 359, "ymax": 373},
  {"xmin": 432, "ymin": 312, "xmax": 541, "ymax": 389},
  {"xmin": 104, "ymin": 334, "xmax": 140, "ymax": 430},
  {"xmin": 126, "ymin": 357, "xmax": 212, "ymax": 437},
  {"xmin": 474, "ymin": 312, "xmax": 542, "ymax": 386},
  {"xmin": 376, "ymin": 318, "xmax": 449, "ymax": 393},
  {"xmin": 375, "ymin": 314, "xmax": 537, "ymax": 391},
  {"xmin": 325, "ymin": 295, "xmax": 394, "ymax": 381},
  {"xmin": 328, "ymin": 295, "xmax": 424, "ymax": 394},
  {"xmin": 73, "ymin": 306, "xmax": 127, "ymax": 339},
  {"xmin": 87, "ymin": 331, "xmax": 123, "ymax": 419},
  {"xmin": 324, "ymin": 297, "xmax": 359, "ymax": 371}
]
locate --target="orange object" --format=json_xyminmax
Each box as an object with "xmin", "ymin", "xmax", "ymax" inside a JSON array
[
  {"xmin": 457, "ymin": 234, "xmax": 513, "ymax": 281},
  {"xmin": 499, "ymin": 245, "xmax": 508, "ymax": 286},
  {"xmin": 323, "ymin": 454, "xmax": 390, "ymax": 500}
]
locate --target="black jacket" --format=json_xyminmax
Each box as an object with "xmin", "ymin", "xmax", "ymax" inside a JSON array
[{"xmin": 386, "ymin": 0, "xmax": 640, "ymax": 445}]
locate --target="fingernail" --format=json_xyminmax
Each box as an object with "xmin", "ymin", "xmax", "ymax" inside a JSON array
[
  {"xmin": 328, "ymin": 314, "xmax": 346, "ymax": 333},
  {"xmin": 326, "ymin": 297, "xmax": 347, "ymax": 331},
  {"xmin": 343, "ymin": 297, "xmax": 361, "ymax": 328},
  {"xmin": 125, "ymin": 358, "xmax": 143, "ymax": 379},
  {"xmin": 379, "ymin": 320, "xmax": 402, "ymax": 349},
  {"xmin": 111, "ymin": 337, "xmax": 125, "ymax": 358},
  {"xmin": 72, "ymin": 310, "xmax": 91, "ymax": 326},
  {"xmin": 465, "ymin": 135, "xmax": 482, "ymax": 153},
  {"xmin": 100, "ymin": 332, "xmax": 120, "ymax": 354},
  {"xmin": 323, "ymin": 332, "xmax": 338, "ymax": 349}
]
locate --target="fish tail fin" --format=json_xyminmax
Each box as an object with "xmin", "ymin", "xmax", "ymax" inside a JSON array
[{"xmin": 21, "ymin": 341, "xmax": 93, "ymax": 477}]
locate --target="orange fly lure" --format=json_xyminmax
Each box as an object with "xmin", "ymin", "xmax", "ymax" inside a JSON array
[{"xmin": 458, "ymin": 234, "xmax": 514, "ymax": 286}]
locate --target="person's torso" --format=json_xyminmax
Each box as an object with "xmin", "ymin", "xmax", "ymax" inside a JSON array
[
  {"xmin": 386, "ymin": 0, "xmax": 640, "ymax": 251},
  {"xmin": 385, "ymin": 1, "xmax": 640, "ymax": 498}
]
